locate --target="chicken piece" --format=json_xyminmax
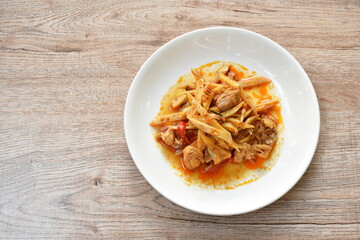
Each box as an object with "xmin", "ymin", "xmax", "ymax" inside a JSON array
[
  {"xmin": 216, "ymin": 90, "xmax": 241, "ymax": 112},
  {"xmin": 182, "ymin": 145, "xmax": 203, "ymax": 170},
  {"xmin": 261, "ymin": 117, "xmax": 275, "ymax": 129},
  {"xmin": 253, "ymin": 144, "xmax": 271, "ymax": 158},
  {"xmin": 255, "ymin": 118, "xmax": 277, "ymax": 145},
  {"xmin": 245, "ymin": 118, "xmax": 277, "ymax": 157},
  {"xmin": 234, "ymin": 143, "xmax": 254, "ymax": 163},
  {"xmin": 160, "ymin": 128, "xmax": 174, "ymax": 146},
  {"xmin": 158, "ymin": 128, "xmax": 183, "ymax": 149}
]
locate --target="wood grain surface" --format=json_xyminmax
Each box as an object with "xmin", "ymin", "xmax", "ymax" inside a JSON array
[{"xmin": 0, "ymin": 0, "xmax": 359, "ymax": 239}]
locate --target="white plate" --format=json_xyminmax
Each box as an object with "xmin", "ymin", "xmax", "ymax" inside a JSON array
[{"xmin": 124, "ymin": 27, "xmax": 320, "ymax": 215}]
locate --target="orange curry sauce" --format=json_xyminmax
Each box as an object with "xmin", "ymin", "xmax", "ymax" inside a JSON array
[{"xmin": 156, "ymin": 61, "xmax": 282, "ymax": 189}]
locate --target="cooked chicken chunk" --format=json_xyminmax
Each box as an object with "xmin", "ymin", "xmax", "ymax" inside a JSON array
[
  {"xmin": 158, "ymin": 128, "xmax": 183, "ymax": 149},
  {"xmin": 253, "ymin": 144, "xmax": 271, "ymax": 158},
  {"xmin": 255, "ymin": 119, "xmax": 277, "ymax": 146},
  {"xmin": 182, "ymin": 145, "xmax": 203, "ymax": 170},
  {"xmin": 216, "ymin": 90, "xmax": 241, "ymax": 112},
  {"xmin": 161, "ymin": 128, "xmax": 175, "ymax": 146},
  {"xmin": 234, "ymin": 143, "xmax": 254, "ymax": 163},
  {"xmin": 261, "ymin": 116, "xmax": 276, "ymax": 129}
]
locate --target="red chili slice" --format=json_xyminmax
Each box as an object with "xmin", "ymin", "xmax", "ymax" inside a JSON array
[{"xmin": 177, "ymin": 120, "xmax": 191, "ymax": 144}]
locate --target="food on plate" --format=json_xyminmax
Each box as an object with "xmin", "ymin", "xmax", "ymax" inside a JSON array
[{"xmin": 150, "ymin": 61, "xmax": 283, "ymax": 189}]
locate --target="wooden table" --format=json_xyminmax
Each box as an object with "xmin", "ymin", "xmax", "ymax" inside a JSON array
[{"xmin": 1, "ymin": 0, "xmax": 359, "ymax": 239}]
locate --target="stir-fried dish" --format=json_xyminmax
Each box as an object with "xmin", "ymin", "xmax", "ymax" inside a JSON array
[{"xmin": 150, "ymin": 61, "xmax": 283, "ymax": 189}]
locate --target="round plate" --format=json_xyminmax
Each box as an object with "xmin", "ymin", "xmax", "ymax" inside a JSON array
[{"xmin": 124, "ymin": 27, "xmax": 320, "ymax": 215}]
